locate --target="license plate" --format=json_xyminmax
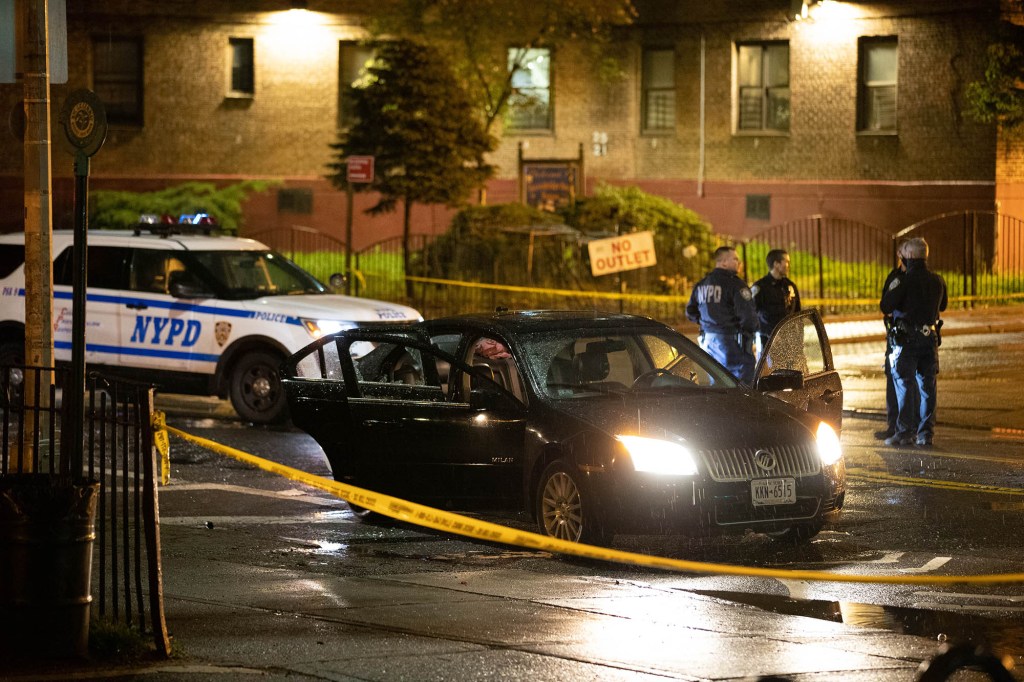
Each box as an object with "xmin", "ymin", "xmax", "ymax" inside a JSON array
[{"xmin": 752, "ymin": 477, "xmax": 796, "ymax": 506}]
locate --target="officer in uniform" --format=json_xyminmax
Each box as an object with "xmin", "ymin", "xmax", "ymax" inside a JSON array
[
  {"xmin": 876, "ymin": 242, "xmax": 916, "ymax": 440},
  {"xmin": 751, "ymin": 248, "xmax": 801, "ymax": 355},
  {"xmin": 686, "ymin": 246, "xmax": 758, "ymax": 384},
  {"xmin": 879, "ymin": 237, "xmax": 947, "ymax": 447}
]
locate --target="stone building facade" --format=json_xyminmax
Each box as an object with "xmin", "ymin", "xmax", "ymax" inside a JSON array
[{"xmin": 1, "ymin": 0, "xmax": 1019, "ymax": 244}]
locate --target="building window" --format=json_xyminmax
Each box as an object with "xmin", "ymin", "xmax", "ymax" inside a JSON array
[
  {"xmin": 746, "ymin": 194, "xmax": 771, "ymax": 221},
  {"xmin": 339, "ymin": 42, "xmax": 375, "ymax": 129},
  {"xmin": 642, "ymin": 49, "xmax": 675, "ymax": 132},
  {"xmin": 228, "ymin": 38, "xmax": 254, "ymax": 97},
  {"xmin": 277, "ymin": 188, "xmax": 313, "ymax": 214},
  {"xmin": 506, "ymin": 47, "xmax": 551, "ymax": 131},
  {"xmin": 736, "ymin": 42, "xmax": 789, "ymax": 133},
  {"xmin": 92, "ymin": 36, "xmax": 143, "ymax": 126},
  {"xmin": 858, "ymin": 37, "xmax": 897, "ymax": 133}
]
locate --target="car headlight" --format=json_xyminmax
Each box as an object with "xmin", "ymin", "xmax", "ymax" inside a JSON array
[
  {"xmin": 616, "ymin": 435, "xmax": 698, "ymax": 476},
  {"xmin": 815, "ymin": 421, "xmax": 843, "ymax": 466},
  {"xmin": 301, "ymin": 318, "xmax": 349, "ymax": 339}
]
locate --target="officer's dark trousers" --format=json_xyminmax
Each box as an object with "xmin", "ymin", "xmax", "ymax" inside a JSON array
[
  {"xmin": 884, "ymin": 340, "xmax": 917, "ymax": 432},
  {"xmin": 701, "ymin": 332, "xmax": 755, "ymax": 385},
  {"xmin": 889, "ymin": 337, "xmax": 938, "ymax": 440}
]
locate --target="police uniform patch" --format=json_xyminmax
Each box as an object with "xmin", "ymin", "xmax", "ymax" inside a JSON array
[
  {"xmin": 750, "ymin": 284, "xmax": 760, "ymax": 297},
  {"xmin": 740, "ymin": 288, "xmax": 752, "ymax": 301},
  {"xmin": 215, "ymin": 321, "xmax": 232, "ymax": 347},
  {"xmin": 888, "ymin": 278, "xmax": 901, "ymax": 292}
]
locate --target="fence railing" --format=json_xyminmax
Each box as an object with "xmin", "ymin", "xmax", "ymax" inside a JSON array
[
  {"xmin": 0, "ymin": 368, "xmax": 170, "ymax": 657},
  {"xmin": 899, "ymin": 211, "xmax": 1024, "ymax": 305},
  {"xmin": 256, "ymin": 210, "xmax": 1024, "ymax": 320},
  {"xmin": 247, "ymin": 224, "xmax": 349, "ymax": 285}
]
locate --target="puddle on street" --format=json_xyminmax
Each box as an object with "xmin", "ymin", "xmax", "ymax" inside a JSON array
[{"xmin": 693, "ymin": 590, "xmax": 1024, "ymax": 658}]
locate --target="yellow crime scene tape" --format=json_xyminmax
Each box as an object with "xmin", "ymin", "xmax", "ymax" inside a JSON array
[
  {"xmin": 405, "ymin": 275, "xmax": 1024, "ymax": 309},
  {"xmin": 154, "ymin": 413, "xmax": 1024, "ymax": 585}
]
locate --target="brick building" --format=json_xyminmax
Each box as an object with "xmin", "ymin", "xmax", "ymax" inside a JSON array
[{"xmin": 1, "ymin": 0, "xmax": 1020, "ymax": 244}]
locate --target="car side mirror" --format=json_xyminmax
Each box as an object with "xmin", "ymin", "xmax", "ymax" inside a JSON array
[
  {"xmin": 168, "ymin": 271, "xmax": 212, "ymax": 299},
  {"xmin": 328, "ymin": 272, "xmax": 347, "ymax": 291},
  {"xmin": 756, "ymin": 368, "xmax": 804, "ymax": 392}
]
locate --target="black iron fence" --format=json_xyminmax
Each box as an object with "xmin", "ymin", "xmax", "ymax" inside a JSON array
[
  {"xmin": 254, "ymin": 210, "xmax": 1024, "ymax": 321},
  {"xmin": 0, "ymin": 368, "xmax": 170, "ymax": 657},
  {"xmin": 247, "ymin": 224, "xmax": 349, "ymax": 285},
  {"xmin": 899, "ymin": 211, "xmax": 1024, "ymax": 305}
]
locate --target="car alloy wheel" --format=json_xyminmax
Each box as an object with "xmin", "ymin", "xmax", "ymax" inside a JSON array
[{"xmin": 537, "ymin": 460, "xmax": 607, "ymax": 545}]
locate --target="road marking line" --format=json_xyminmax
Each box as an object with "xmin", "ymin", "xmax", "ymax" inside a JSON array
[
  {"xmin": 912, "ymin": 602, "xmax": 1024, "ymax": 614},
  {"xmin": 900, "ymin": 557, "xmax": 951, "ymax": 574},
  {"xmin": 162, "ymin": 482, "xmax": 337, "ymax": 506},
  {"xmin": 867, "ymin": 552, "xmax": 903, "ymax": 564},
  {"xmin": 914, "ymin": 591, "xmax": 1024, "ymax": 603},
  {"xmin": 847, "ymin": 468, "xmax": 1024, "ymax": 496}
]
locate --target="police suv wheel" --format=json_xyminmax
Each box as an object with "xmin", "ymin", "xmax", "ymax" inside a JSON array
[
  {"xmin": 229, "ymin": 351, "xmax": 288, "ymax": 424},
  {"xmin": 0, "ymin": 340, "xmax": 25, "ymax": 408}
]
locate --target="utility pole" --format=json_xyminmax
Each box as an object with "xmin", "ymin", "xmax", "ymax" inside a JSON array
[{"xmin": 20, "ymin": 0, "xmax": 55, "ymax": 472}]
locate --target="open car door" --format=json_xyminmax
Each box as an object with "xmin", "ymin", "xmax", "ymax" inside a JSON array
[
  {"xmin": 753, "ymin": 309, "xmax": 843, "ymax": 431},
  {"xmin": 282, "ymin": 328, "xmax": 428, "ymax": 486}
]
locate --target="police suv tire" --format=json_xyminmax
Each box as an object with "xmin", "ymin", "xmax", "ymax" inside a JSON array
[
  {"xmin": 228, "ymin": 350, "xmax": 288, "ymax": 424},
  {"xmin": 536, "ymin": 460, "xmax": 610, "ymax": 546},
  {"xmin": 0, "ymin": 340, "xmax": 24, "ymax": 408},
  {"xmin": 767, "ymin": 520, "xmax": 824, "ymax": 544}
]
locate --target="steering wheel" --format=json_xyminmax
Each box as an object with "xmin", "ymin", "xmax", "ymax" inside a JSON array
[{"xmin": 631, "ymin": 368, "xmax": 673, "ymax": 390}]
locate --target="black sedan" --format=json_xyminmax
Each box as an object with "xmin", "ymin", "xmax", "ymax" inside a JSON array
[{"xmin": 282, "ymin": 309, "xmax": 845, "ymax": 545}]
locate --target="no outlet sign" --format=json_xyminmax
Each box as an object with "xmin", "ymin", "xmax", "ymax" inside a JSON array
[
  {"xmin": 346, "ymin": 156, "xmax": 374, "ymax": 183},
  {"xmin": 587, "ymin": 231, "xmax": 657, "ymax": 277}
]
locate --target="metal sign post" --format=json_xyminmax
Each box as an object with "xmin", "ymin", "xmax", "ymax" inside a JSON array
[
  {"xmin": 58, "ymin": 89, "xmax": 105, "ymax": 475},
  {"xmin": 344, "ymin": 156, "xmax": 374, "ymax": 296}
]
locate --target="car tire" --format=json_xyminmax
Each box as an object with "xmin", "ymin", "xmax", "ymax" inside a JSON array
[
  {"xmin": 0, "ymin": 340, "xmax": 25, "ymax": 408},
  {"xmin": 767, "ymin": 520, "xmax": 824, "ymax": 544},
  {"xmin": 535, "ymin": 460, "xmax": 609, "ymax": 545},
  {"xmin": 228, "ymin": 350, "xmax": 288, "ymax": 424},
  {"xmin": 347, "ymin": 502, "xmax": 391, "ymax": 524}
]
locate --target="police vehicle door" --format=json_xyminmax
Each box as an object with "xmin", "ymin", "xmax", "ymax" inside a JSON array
[
  {"xmin": 121, "ymin": 249, "xmax": 201, "ymax": 371},
  {"xmin": 753, "ymin": 310, "xmax": 843, "ymax": 430},
  {"xmin": 52, "ymin": 245, "xmax": 128, "ymax": 366}
]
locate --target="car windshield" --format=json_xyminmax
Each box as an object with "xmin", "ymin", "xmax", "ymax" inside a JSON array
[
  {"xmin": 518, "ymin": 327, "xmax": 738, "ymax": 399},
  {"xmin": 185, "ymin": 250, "xmax": 327, "ymax": 300}
]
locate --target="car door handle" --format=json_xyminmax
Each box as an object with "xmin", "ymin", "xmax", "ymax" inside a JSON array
[
  {"xmin": 126, "ymin": 302, "xmax": 148, "ymax": 310},
  {"xmin": 819, "ymin": 389, "xmax": 839, "ymax": 404}
]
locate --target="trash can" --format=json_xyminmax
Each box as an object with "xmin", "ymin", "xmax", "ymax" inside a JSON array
[{"xmin": 0, "ymin": 475, "xmax": 99, "ymax": 659}]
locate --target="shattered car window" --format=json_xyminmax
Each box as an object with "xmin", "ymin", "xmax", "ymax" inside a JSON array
[
  {"xmin": 758, "ymin": 315, "xmax": 824, "ymax": 380},
  {"xmin": 293, "ymin": 338, "xmax": 344, "ymax": 380}
]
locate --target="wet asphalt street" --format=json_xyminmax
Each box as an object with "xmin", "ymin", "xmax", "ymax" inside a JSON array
[{"xmin": 9, "ymin": 311, "xmax": 1024, "ymax": 681}]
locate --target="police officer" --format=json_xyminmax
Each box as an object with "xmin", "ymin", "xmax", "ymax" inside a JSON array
[
  {"xmin": 751, "ymin": 248, "xmax": 801, "ymax": 354},
  {"xmin": 880, "ymin": 237, "xmax": 947, "ymax": 448},
  {"xmin": 876, "ymin": 242, "xmax": 916, "ymax": 440},
  {"xmin": 686, "ymin": 245, "xmax": 758, "ymax": 384}
]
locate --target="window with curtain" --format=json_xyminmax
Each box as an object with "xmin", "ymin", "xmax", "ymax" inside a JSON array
[
  {"xmin": 736, "ymin": 41, "xmax": 789, "ymax": 133},
  {"xmin": 858, "ymin": 37, "xmax": 898, "ymax": 132}
]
